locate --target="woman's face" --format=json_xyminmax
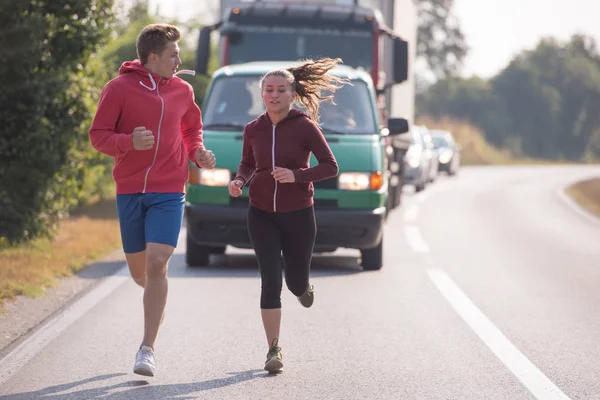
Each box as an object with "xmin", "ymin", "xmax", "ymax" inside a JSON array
[{"xmin": 261, "ymin": 76, "xmax": 296, "ymax": 114}]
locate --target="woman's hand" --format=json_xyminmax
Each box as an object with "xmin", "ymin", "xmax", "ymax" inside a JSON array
[
  {"xmin": 272, "ymin": 167, "xmax": 295, "ymax": 183},
  {"xmin": 228, "ymin": 179, "xmax": 244, "ymax": 197}
]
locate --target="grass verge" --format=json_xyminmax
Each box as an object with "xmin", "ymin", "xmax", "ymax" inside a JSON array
[
  {"xmin": 0, "ymin": 197, "xmax": 121, "ymax": 309},
  {"xmin": 416, "ymin": 115, "xmax": 554, "ymax": 165},
  {"xmin": 566, "ymin": 177, "xmax": 600, "ymax": 219}
]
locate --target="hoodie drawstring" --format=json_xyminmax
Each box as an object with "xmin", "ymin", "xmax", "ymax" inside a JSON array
[
  {"xmin": 139, "ymin": 73, "xmax": 157, "ymax": 91},
  {"xmin": 175, "ymin": 69, "xmax": 195, "ymax": 76}
]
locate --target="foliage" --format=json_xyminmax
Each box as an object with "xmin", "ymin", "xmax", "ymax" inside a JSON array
[
  {"xmin": 492, "ymin": 35, "xmax": 600, "ymax": 160},
  {"xmin": 0, "ymin": 0, "xmax": 115, "ymax": 246},
  {"xmin": 415, "ymin": 0, "xmax": 468, "ymax": 79},
  {"xmin": 417, "ymin": 35, "xmax": 600, "ymax": 161}
]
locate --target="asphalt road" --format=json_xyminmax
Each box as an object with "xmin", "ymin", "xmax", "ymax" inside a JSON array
[{"xmin": 0, "ymin": 165, "xmax": 599, "ymax": 400}]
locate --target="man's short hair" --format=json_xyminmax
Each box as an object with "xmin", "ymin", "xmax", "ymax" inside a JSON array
[{"xmin": 136, "ymin": 24, "xmax": 182, "ymax": 64}]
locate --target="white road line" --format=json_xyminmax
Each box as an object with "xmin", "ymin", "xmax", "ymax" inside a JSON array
[
  {"xmin": 404, "ymin": 204, "xmax": 419, "ymax": 223},
  {"xmin": 404, "ymin": 226, "xmax": 430, "ymax": 253},
  {"xmin": 0, "ymin": 265, "xmax": 129, "ymax": 386},
  {"xmin": 415, "ymin": 191, "xmax": 430, "ymax": 204},
  {"xmin": 427, "ymin": 266, "xmax": 571, "ymax": 400}
]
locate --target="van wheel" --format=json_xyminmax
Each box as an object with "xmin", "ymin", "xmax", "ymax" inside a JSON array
[
  {"xmin": 361, "ymin": 238, "xmax": 383, "ymax": 271},
  {"xmin": 186, "ymin": 234, "xmax": 211, "ymax": 267}
]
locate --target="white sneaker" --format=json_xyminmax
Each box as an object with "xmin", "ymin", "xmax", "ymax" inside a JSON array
[{"xmin": 133, "ymin": 346, "xmax": 156, "ymax": 377}]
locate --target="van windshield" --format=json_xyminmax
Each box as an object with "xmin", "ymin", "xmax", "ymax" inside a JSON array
[{"xmin": 202, "ymin": 76, "xmax": 377, "ymax": 135}]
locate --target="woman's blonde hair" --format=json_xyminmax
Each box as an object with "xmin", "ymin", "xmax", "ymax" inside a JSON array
[{"xmin": 260, "ymin": 58, "xmax": 350, "ymax": 123}]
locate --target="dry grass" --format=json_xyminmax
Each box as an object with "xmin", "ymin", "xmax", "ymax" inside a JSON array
[
  {"xmin": 0, "ymin": 198, "xmax": 121, "ymax": 308},
  {"xmin": 566, "ymin": 177, "xmax": 600, "ymax": 219},
  {"xmin": 416, "ymin": 115, "xmax": 549, "ymax": 165}
]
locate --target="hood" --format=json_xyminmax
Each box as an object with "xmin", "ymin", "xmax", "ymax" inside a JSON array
[
  {"xmin": 257, "ymin": 109, "xmax": 309, "ymax": 126},
  {"xmin": 118, "ymin": 59, "xmax": 154, "ymax": 77}
]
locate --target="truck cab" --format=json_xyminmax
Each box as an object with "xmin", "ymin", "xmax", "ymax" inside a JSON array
[
  {"xmin": 186, "ymin": 62, "xmax": 408, "ymax": 270},
  {"xmin": 195, "ymin": 0, "xmax": 414, "ymax": 211}
]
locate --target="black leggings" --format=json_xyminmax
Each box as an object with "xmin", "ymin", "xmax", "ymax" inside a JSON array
[{"xmin": 247, "ymin": 205, "xmax": 316, "ymax": 309}]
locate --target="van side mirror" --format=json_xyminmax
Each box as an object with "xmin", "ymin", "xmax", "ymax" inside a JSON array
[
  {"xmin": 196, "ymin": 26, "xmax": 214, "ymax": 75},
  {"xmin": 392, "ymin": 38, "xmax": 408, "ymax": 84},
  {"xmin": 388, "ymin": 118, "xmax": 409, "ymax": 135}
]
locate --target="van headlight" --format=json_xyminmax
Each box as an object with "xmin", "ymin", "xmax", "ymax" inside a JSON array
[
  {"xmin": 338, "ymin": 172, "xmax": 383, "ymax": 191},
  {"xmin": 199, "ymin": 168, "xmax": 231, "ymax": 186}
]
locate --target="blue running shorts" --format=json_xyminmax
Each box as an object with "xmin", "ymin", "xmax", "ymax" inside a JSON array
[{"xmin": 116, "ymin": 192, "xmax": 185, "ymax": 254}]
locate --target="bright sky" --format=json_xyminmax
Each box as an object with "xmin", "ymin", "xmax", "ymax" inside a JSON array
[
  {"xmin": 455, "ymin": 0, "xmax": 600, "ymax": 78},
  {"xmin": 134, "ymin": 0, "xmax": 600, "ymax": 78}
]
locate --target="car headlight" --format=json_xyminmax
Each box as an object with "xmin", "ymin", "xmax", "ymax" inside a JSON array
[
  {"xmin": 199, "ymin": 168, "xmax": 231, "ymax": 186},
  {"xmin": 338, "ymin": 172, "xmax": 383, "ymax": 191},
  {"xmin": 438, "ymin": 151, "xmax": 453, "ymax": 164},
  {"xmin": 407, "ymin": 157, "xmax": 420, "ymax": 168}
]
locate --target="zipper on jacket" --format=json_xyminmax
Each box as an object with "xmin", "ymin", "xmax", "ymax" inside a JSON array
[
  {"xmin": 142, "ymin": 81, "xmax": 164, "ymax": 193},
  {"xmin": 272, "ymin": 124, "xmax": 277, "ymax": 212}
]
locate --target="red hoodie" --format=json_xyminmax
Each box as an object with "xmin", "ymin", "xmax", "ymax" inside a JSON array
[
  {"xmin": 235, "ymin": 110, "xmax": 338, "ymax": 213},
  {"xmin": 89, "ymin": 60, "xmax": 203, "ymax": 194}
]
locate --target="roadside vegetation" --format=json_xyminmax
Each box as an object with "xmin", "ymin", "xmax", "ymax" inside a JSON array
[
  {"xmin": 0, "ymin": 197, "xmax": 121, "ymax": 309},
  {"xmin": 566, "ymin": 178, "xmax": 600, "ymax": 219}
]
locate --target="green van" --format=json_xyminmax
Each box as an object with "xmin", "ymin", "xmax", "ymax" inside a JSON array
[{"xmin": 185, "ymin": 61, "xmax": 408, "ymax": 270}]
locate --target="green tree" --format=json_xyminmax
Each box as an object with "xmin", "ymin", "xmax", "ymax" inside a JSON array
[
  {"xmin": 493, "ymin": 35, "xmax": 600, "ymax": 160},
  {"xmin": 417, "ymin": 76, "xmax": 510, "ymax": 147},
  {"xmin": 415, "ymin": 0, "xmax": 468, "ymax": 79},
  {"xmin": 0, "ymin": 0, "xmax": 115, "ymax": 246},
  {"xmin": 97, "ymin": 0, "xmax": 216, "ymax": 106}
]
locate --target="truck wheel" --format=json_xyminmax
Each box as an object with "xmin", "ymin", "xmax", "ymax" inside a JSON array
[
  {"xmin": 361, "ymin": 238, "xmax": 383, "ymax": 271},
  {"xmin": 186, "ymin": 234, "xmax": 211, "ymax": 267},
  {"xmin": 210, "ymin": 246, "xmax": 226, "ymax": 254}
]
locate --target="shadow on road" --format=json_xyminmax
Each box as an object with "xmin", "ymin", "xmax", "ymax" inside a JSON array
[{"xmin": 0, "ymin": 369, "xmax": 267, "ymax": 399}]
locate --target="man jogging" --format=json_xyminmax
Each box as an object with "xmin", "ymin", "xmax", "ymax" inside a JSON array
[{"xmin": 89, "ymin": 23, "xmax": 216, "ymax": 377}]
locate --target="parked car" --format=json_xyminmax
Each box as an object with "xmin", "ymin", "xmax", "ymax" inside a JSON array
[
  {"xmin": 403, "ymin": 125, "xmax": 431, "ymax": 192},
  {"xmin": 420, "ymin": 129, "xmax": 439, "ymax": 183},
  {"xmin": 430, "ymin": 130, "xmax": 461, "ymax": 175}
]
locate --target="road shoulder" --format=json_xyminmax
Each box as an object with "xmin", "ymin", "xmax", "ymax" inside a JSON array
[{"xmin": 0, "ymin": 249, "xmax": 125, "ymax": 359}]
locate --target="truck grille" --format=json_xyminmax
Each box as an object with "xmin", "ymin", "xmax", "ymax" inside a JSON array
[{"xmin": 313, "ymin": 176, "xmax": 338, "ymax": 189}]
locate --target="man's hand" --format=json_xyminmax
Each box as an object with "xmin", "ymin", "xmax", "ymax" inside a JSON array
[
  {"xmin": 132, "ymin": 126, "xmax": 154, "ymax": 150},
  {"xmin": 195, "ymin": 147, "xmax": 216, "ymax": 169},
  {"xmin": 272, "ymin": 167, "xmax": 295, "ymax": 183},
  {"xmin": 228, "ymin": 179, "xmax": 243, "ymax": 197}
]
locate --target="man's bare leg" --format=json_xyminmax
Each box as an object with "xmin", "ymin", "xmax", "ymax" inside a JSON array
[
  {"xmin": 126, "ymin": 251, "xmax": 147, "ymax": 288},
  {"xmin": 141, "ymin": 242, "xmax": 174, "ymax": 350},
  {"xmin": 126, "ymin": 249, "xmax": 166, "ymax": 326}
]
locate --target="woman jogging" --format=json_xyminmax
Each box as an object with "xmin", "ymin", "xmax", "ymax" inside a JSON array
[{"xmin": 228, "ymin": 57, "xmax": 348, "ymax": 373}]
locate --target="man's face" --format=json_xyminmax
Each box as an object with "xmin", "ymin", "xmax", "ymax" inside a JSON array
[{"xmin": 150, "ymin": 41, "xmax": 181, "ymax": 79}]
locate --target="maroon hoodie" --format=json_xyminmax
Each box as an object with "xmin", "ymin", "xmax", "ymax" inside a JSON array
[{"xmin": 234, "ymin": 109, "xmax": 338, "ymax": 213}]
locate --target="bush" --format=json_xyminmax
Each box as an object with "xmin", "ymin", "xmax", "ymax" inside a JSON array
[{"xmin": 0, "ymin": 1, "xmax": 115, "ymax": 246}]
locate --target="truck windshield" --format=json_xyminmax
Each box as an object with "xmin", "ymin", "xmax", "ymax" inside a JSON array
[
  {"xmin": 202, "ymin": 75, "xmax": 377, "ymax": 135},
  {"xmin": 228, "ymin": 28, "xmax": 374, "ymax": 72}
]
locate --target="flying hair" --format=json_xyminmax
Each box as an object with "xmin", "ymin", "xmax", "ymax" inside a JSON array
[{"xmin": 260, "ymin": 58, "xmax": 350, "ymax": 123}]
